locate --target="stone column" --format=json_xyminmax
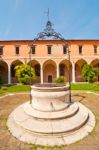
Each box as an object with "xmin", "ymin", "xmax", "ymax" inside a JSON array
[
  {"xmin": 57, "ymin": 64, "xmax": 59, "ymax": 78},
  {"xmin": 8, "ymin": 65, "xmax": 11, "ymax": 84},
  {"xmin": 72, "ymin": 62, "xmax": 76, "ymax": 83},
  {"xmin": 40, "ymin": 64, "xmax": 43, "ymax": 84}
]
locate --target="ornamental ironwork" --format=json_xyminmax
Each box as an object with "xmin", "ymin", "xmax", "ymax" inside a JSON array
[
  {"xmin": 32, "ymin": 16, "xmax": 71, "ymax": 103},
  {"xmin": 34, "ymin": 20, "xmax": 64, "ymax": 40}
]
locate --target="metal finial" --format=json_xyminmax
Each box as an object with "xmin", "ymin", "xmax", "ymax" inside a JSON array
[
  {"xmin": 34, "ymin": 9, "xmax": 64, "ymax": 40},
  {"xmin": 45, "ymin": 8, "xmax": 50, "ymax": 20}
]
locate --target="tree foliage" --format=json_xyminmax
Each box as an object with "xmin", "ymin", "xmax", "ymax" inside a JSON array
[
  {"xmin": 54, "ymin": 76, "xmax": 66, "ymax": 84},
  {"xmin": 81, "ymin": 64, "xmax": 99, "ymax": 83},
  {"xmin": 15, "ymin": 64, "xmax": 36, "ymax": 84}
]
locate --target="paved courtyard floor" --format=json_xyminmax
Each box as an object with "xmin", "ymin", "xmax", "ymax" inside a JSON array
[{"xmin": 0, "ymin": 91, "xmax": 99, "ymax": 150}]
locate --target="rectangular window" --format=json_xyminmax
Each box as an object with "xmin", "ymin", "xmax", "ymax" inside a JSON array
[
  {"xmin": 0, "ymin": 47, "xmax": 3, "ymax": 55},
  {"xmin": 94, "ymin": 45, "xmax": 97, "ymax": 54},
  {"xmin": 63, "ymin": 45, "xmax": 67, "ymax": 54},
  {"xmin": 15, "ymin": 46, "xmax": 19, "ymax": 55},
  {"xmin": 31, "ymin": 46, "xmax": 35, "ymax": 54},
  {"xmin": 48, "ymin": 46, "xmax": 52, "ymax": 54},
  {"xmin": 79, "ymin": 45, "xmax": 82, "ymax": 54}
]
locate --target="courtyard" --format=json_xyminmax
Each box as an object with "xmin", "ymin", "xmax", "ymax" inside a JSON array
[{"xmin": 0, "ymin": 91, "xmax": 99, "ymax": 150}]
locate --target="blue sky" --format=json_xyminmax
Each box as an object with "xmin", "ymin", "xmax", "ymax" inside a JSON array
[{"xmin": 0, "ymin": 0, "xmax": 99, "ymax": 40}]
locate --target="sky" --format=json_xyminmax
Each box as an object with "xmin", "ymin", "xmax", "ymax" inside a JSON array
[{"xmin": 0, "ymin": 0, "xmax": 99, "ymax": 40}]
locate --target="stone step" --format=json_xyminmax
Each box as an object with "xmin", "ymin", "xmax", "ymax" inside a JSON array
[
  {"xmin": 13, "ymin": 102, "xmax": 89, "ymax": 134},
  {"xmin": 7, "ymin": 102, "xmax": 95, "ymax": 146},
  {"xmin": 23, "ymin": 102, "xmax": 79, "ymax": 120}
]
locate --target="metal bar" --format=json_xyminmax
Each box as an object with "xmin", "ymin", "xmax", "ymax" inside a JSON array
[
  {"xmin": 68, "ymin": 46, "xmax": 72, "ymax": 103},
  {"xmin": 29, "ymin": 46, "xmax": 32, "ymax": 104},
  {"xmin": 34, "ymin": 19, "xmax": 72, "ymax": 104}
]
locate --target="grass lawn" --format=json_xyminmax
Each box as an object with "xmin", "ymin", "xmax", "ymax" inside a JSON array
[
  {"xmin": 71, "ymin": 83, "xmax": 99, "ymax": 92},
  {"xmin": 0, "ymin": 83, "xmax": 99, "ymax": 95},
  {"xmin": 0, "ymin": 84, "xmax": 30, "ymax": 95}
]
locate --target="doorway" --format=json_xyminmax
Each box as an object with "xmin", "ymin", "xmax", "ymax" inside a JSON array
[{"xmin": 48, "ymin": 75, "xmax": 52, "ymax": 83}]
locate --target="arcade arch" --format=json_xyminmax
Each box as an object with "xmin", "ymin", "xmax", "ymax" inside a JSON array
[
  {"xmin": 75, "ymin": 59, "xmax": 87, "ymax": 82},
  {"xmin": 0, "ymin": 60, "xmax": 8, "ymax": 84},
  {"xmin": 90, "ymin": 59, "xmax": 99, "ymax": 81},
  {"xmin": 43, "ymin": 60, "xmax": 57, "ymax": 83},
  {"xmin": 28, "ymin": 60, "xmax": 40, "ymax": 83},
  {"xmin": 11, "ymin": 60, "xmax": 23, "ymax": 83},
  {"xmin": 59, "ymin": 59, "xmax": 72, "ymax": 82}
]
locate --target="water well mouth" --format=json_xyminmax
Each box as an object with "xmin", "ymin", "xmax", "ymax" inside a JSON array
[{"xmin": 31, "ymin": 83, "xmax": 69, "ymax": 92}]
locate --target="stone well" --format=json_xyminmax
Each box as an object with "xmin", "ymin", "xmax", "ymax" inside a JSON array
[
  {"xmin": 31, "ymin": 83, "xmax": 70, "ymax": 111},
  {"xmin": 7, "ymin": 83, "xmax": 95, "ymax": 146}
]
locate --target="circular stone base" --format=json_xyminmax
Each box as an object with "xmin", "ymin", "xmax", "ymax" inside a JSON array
[{"xmin": 7, "ymin": 101, "xmax": 95, "ymax": 146}]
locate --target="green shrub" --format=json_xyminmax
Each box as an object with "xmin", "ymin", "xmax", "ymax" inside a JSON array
[
  {"xmin": 0, "ymin": 76, "xmax": 3, "ymax": 85},
  {"xmin": 81, "ymin": 64, "xmax": 99, "ymax": 83},
  {"xmin": 15, "ymin": 64, "xmax": 36, "ymax": 84},
  {"xmin": 54, "ymin": 76, "xmax": 66, "ymax": 84}
]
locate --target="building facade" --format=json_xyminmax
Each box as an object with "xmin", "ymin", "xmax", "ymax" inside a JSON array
[{"xmin": 0, "ymin": 39, "xmax": 99, "ymax": 84}]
